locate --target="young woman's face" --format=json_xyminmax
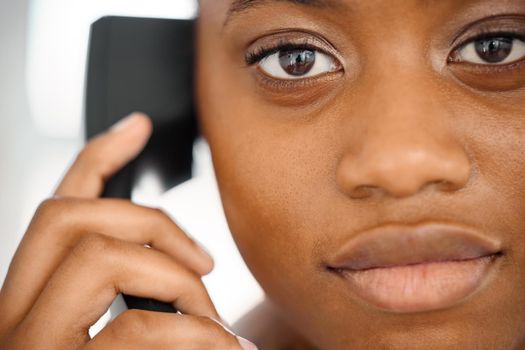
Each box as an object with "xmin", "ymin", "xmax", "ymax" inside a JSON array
[{"xmin": 196, "ymin": 0, "xmax": 525, "ymax": 348}]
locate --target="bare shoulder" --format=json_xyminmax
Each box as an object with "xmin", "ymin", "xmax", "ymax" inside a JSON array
[{"xmin": 231, "ymin": 298, "xmax": 317, "ymax": 350}]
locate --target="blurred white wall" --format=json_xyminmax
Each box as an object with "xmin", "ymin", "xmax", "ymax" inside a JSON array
[
  {"xmin": 0, "ymin": 0, "xmax": 81, "ymax": 283},
  {"xmin": 0, "ymin": 0, "xmax": 26, "ymax": 280}
]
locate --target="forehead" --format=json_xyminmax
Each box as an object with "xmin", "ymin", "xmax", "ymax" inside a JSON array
[
  {"xmin": 199, "ymin": 0, "xmax": 505, "ymax": 28},
  {"xmin": 197, "ymin": 0, "xmax": 350, "ymax": 32},
  {"xmin": 203, "ymin": 0, "xmax": 345, "ymax": 26}
]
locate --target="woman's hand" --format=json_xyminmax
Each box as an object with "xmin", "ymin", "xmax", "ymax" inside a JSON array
[{"xmin": 0, "ymin": 113, "xmax": 257, "ymax": 350}]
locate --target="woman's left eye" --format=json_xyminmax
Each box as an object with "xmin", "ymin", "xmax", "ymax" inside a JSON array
[
  {"xmin": 258, "ymin": 48, "xmax": 340, "ymax": 80},
  {"xmin": 454, "ymin": 36, "xmax": 525, "ymax": 65}
]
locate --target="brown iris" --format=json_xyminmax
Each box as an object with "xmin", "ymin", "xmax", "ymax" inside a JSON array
[
  {"xmin": 474, "ymin": 37, "xmax": 513, "ymax": 63},
  {"xmin": 278, "ymin": 49, "xmax": 316, "ymax": 76}
]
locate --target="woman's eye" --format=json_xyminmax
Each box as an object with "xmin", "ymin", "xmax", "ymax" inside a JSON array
[
  {"xmin": 258, "ymin": 48, "xmax": 340, "ymax": 80},
  {"xmin": 455, "ymin": 36, "xmax": 525, "ymax": 65}
]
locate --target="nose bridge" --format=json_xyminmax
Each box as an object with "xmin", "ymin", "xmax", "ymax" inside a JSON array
[{"xmin": 336, "ymin": 68, "xmax": 472, "ymax": 199}]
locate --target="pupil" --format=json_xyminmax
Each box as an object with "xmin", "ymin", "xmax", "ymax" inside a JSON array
[
  {"xmin": 279, "ymin": 49, "xmax": 316, "ymax": 76},
  {"xmin": 474, "ymin": 37, "xmax": 513, "ymax": 63}
]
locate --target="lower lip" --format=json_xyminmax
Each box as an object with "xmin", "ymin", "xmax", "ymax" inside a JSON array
[{"xmin": 336, "ymin": 254, "xmax": 500, "ymax": 313}]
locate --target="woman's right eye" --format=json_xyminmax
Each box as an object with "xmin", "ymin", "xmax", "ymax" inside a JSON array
[
  {"xmin": 257, "ymin": 48, "xmax": 341, "ymax": 80},
  {"xmin": 454, "ymin": 35, "xmax": 525, "ymax": 65}
]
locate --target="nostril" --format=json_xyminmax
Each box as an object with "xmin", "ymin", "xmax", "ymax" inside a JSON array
[
  {"xmin": 429, "ymin": 180, "xmax": 460, "ymax": 193},
  {"xmin": 349, "ymin": 185, "xmax": 381, "ymax": 199}
]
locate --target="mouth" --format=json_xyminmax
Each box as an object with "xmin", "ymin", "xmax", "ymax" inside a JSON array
[{"xmin": 327, "ymin": 222, "xmax": 504, "ymax": 313}]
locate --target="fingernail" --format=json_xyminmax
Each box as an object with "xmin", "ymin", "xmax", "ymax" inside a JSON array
[
  {"xmin": 236, "ymin": 336, "xmax": 259, "ymax": 350},
  {"xmin": 110, "ymin": 113, "xmax": 140, "ymax": 132}
]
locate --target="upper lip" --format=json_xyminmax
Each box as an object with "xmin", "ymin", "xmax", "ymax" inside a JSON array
[{"xmin": 329, "ymin": 222, "xmax": 503, "ymax": 271}]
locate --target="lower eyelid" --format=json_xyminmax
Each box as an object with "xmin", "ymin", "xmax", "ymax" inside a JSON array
[
  {"xmin": 250, "ymin": 69, "xmax": 346, "ymax": 107},
  {"xmin": 447, "ymin": 54, "xmax": 525, "ymax": 92},
  {"xmin": 253, "ymin": 66, "xmax": 344, "ymax": 91}
]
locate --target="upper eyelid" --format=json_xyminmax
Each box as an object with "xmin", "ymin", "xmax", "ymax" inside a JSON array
[
  {"xmin": 244, "ymin": 29, "xmax": 339, "ymax": 53},
  {"xmin": 246, "ymin": 45, "xmax": 341, "ymax": 70},
  {"xmin": 452, "ymin": 31, "xmax": 525, "ymax": 52},
  {"xmin": 244, "ymin": 32, "xmax": 341, "ymax": 65},
  {"xmin": 246, "ymin": 42, "xmax": 326, "ymax": 65},
  {"xmin": 450, "ymin": 15, "xmax": 525, "ymax": 51}
]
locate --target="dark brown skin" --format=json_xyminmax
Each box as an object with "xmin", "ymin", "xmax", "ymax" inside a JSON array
[
  {"xmin": 197, "ymin": 0, "xmax": 525, "ymax": 349},
  {"xmin": 2, "ymin": 0, "xmax": 525, "ymax": 349}
]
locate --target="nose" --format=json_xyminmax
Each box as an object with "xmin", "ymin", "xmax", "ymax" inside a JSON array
[{"xmin": 336, "ymin": 77, "xmax": 471, "ymax": 199}]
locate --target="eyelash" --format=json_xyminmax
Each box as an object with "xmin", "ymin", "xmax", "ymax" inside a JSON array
[
  {"xmin": 453, "ymin": 30, "xmax": 525, "ymax": 52},
  {"xmin": 473, "ymin": 30, "xmax": 525, "ymax": 41},
  {"xmin": 245, "ymin": 39, "xmax": 331, "ymax": 66}
]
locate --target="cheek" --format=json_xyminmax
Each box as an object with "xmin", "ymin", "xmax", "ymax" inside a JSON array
[
  {"xmin": 452, "ymin": 93, "xmax": 525, "ymax": 263},
  {"xmin": 452, "ymin": 90, "xmax": 525, "ymax": 204},
  {"xmin": 199, "ymin": 91, "xmax": 332, "ymax": 285}
]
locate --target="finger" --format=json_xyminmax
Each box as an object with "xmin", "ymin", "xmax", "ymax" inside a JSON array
[
  {"xmin": 0, "ymin": 198, "xmax": 213, "ymax": 331},
  {"xmin": 54, "ymin": 112, "xmax": 152, "ymax": 198},
  {"xmin": 18, "ymin": 233, "xmax": 221, "ymax": 350},
  {"xmin": 84, "ymin": 311, "xmax": 257, "ymax": 350}
]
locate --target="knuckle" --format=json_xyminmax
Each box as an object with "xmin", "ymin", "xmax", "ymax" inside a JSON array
[
  {"xmin": 30, "ymin": 197, "xmax": 83, "ymax": 237},
  {"xmin": 109, "ymin": 309, "xmax": 150, "ymax": 340},
  {"xmin": 35, "ymin": 197, "xmax": 65, "ymax": 216},
  {"xmin": 150, "ymin": 207, "xmax": 173, "ymax": 225},
  {"xmin": 151, "ymin": 207, "xmax": 165, "ymax": 217},
  {"xmin": 35, "ymin": 197, "xmax": 85, "ymax": 218},
  {"xmin": 198, "ymin": 317, "xmax": 240, "ymax": 348},
  {"xmin": 73, "ymin": 232, "xmax": 116, "ymax": 262}
]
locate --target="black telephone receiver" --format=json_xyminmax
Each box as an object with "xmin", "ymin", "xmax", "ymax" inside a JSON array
[{"xmin": 85, "ymin": 16, "xmax": 198, "ymax": 313}]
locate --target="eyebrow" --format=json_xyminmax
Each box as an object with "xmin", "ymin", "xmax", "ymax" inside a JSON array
[{"xmin": 224, "ymin": 0, "xmax": 342, "ymax": 27}]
